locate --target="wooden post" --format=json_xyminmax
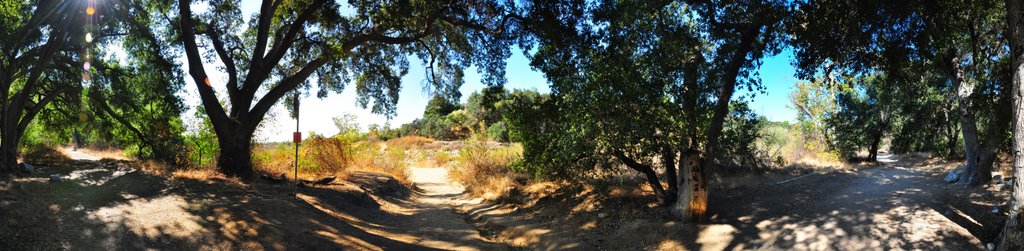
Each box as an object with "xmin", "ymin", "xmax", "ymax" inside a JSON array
[{"xmin": 293, "ymin": 94, "xmax": 300, "ymax": 183}]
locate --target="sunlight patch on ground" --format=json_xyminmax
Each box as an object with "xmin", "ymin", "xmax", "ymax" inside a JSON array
[
  {"xmin": 876, "ymin": 154, "xmax": 898, "ymax": 163},
  {"xmin": 695, "ymin": 224, "xmax": 736, "ymax": 250},
  {"xmin": 88, "ymin": 195, "xmax": 208, "ymax": 246}
]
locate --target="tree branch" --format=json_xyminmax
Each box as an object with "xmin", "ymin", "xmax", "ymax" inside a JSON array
[
  {"xmin": 200, "ymin": 28, "xmax": 240, "ymax": 108},
  {"xmin": 250, "ymin": 0, "xmax": 276, "ymax": 66},
  {"xmin": 86, "ymin": 89, "xmax": 155, "ymax": 151},
  {"xmin": 247, "ymin": 55, "xmax": 330, "ymax": 132},
  {"xmin": 243, "ymin": 0, "xmax": 328, "ymax": 98},
  {"xmin": 178, "ymin": 0, "xmax": 231, "ymax": 130},
  {"xmin": 17, "ymin": 86, "xmax": 66, "ymax": 137}
]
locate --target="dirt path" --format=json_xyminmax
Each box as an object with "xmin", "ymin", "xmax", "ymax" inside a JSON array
[
  {"xmin": 456, "ymin": 154, "xmax": 988, "ymax": 250},
  {"xmin": 710, "ymin": 154, "xmax": 984, "ymax": 250},
  {"xmin": 2, "ymin": 148, "xmax": 506, "ymax": 250},
  {"xmin": 3, "ymin": 150, "xmax": 985, "ymax": 250},
  {"xmin": 60, "ymin": 147, "xmax": 100, "ymax": 161},
  {"xmin": 390, "ymin": 166, "xmax": 500, "ymax": 250}
]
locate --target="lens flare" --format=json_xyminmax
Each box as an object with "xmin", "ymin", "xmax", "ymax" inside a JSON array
[
  {"xmin": 83, "ymin": 62, "xmax": 91, "ymax": 71},
  {"xmin": 85, "ymin": 33, "xmax": 93, "ymax": 43},
  {"xmin": 86, "ymin": 7, "xmax": 95, "ymax": 15}
]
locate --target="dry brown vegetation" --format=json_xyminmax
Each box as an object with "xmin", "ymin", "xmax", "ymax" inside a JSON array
[
  {"xmin": 447, "ymin": 140, "xmax": 525, "ymax": 200},
  {"xmin": 251, "ymin": 136, "xmax": 411, "ymax": 184},
  {"xmin": 384, "ymin": 136, "xmax": 434, "ymax": 150}
]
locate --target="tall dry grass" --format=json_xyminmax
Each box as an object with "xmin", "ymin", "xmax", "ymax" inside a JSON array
[
  {"xmin": 385, "ymin": 136, "xmax": 434, "ymax": 150},
  {"xmin": 448, "ymin": 139, "xmax": 525, "ymax": 199},
  {"xmin": 252, "ymin": 135, "xmax": 411, "ymax": 184}
]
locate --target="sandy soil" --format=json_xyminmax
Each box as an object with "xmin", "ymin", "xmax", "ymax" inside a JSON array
[
  {"xmin": 458, "ymin": 154, "xmax": 994, "ymax": 250},
  {"xmin": 0, "ymin": 151, "xmax": 505, "ymax": 250},
  {"xmin": 1, "ymin": 150, "xmax": 1004, "ymax": 250}
]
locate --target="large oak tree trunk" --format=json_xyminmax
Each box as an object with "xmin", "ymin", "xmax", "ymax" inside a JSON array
[
  {"xmin": 998, "ymin": 0, "xmax": 1024, "ymax": 249},
  {"xmin": 950, "ymin": 67, "xmax": 987, "ymax": 185},
  {"xmin": 971, "ymin": 93, "xmax": 1012, "ymax": 186},
  {"xmin": 0, "ymin": 129, "xmax": 19, "ymax": 173},
  {"xmin": 216, "ymin": 129, "xmax": 256, "ymax": 180},
  {"xmin": 668, "ymin": 25, "xmax": 759, "ymax": 222}
]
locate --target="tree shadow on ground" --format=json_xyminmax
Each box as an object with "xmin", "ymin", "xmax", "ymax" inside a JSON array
[
  {"xmin": 461, "ymin": 159, "xmax": 984, "ymax": 250},
  {"xmin": 0, "ymin": 160, "xmax": 484, "ymax": 250},
  {"xmin": 710, "ymin": 166, "xmax": 980, "ymax": 250}
]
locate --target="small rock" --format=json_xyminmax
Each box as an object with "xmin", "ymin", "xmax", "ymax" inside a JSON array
[
  {"xmin": 944, "ymin": 172, "xmax": 959, "ymax": 183},
  {"xmin": 20, "ymin": 163, "xmax": 35, "ymax": 174},
  {"xmin": 987, "ymin": 243, "xmax": 995, "ymax": 250},
  {"xmin": 992, "ymin": 207, "xmax": 1001, "ymax": 214},
  {"xmin": 48, "ymin": 175, "xmax": 62, "ymax": 182},
  {"xmin": 598, "ymin": 212, "xmax": 608, "ymax": 219}
]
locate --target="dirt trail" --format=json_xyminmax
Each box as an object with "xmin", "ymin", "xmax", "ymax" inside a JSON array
[
  {"xmin": 60, "ymin": 147, "xmax": 100, "ymax": 161},
  {"xmin": 392, "ymin": 166, "xmax": 500, "ymax": 250},
  {"xmin": 709, "ymin": 154, "xmax": 984, "ymax": 250},
  {"xmin": 3, "ymin": 150, "xmax": 987, "ymax": 250},
  {"xmin": 456, "ymin": 154, "xmax": 988, "ymax": 250},
  {"xmin": 2, "ymin": 148, "xmax": 505, "ymax": 250}
]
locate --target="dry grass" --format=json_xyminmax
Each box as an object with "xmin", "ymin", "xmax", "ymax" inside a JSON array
[
  {"xmin": 385, "ymin": 136, "xmax": 434, "ymax": 150},
  {"xmin": 73, "ymin": 147, "xmax": 132, "ymax": 160},
  {"xmin": 348, "ymin": 143, "xmax": 411, "ymax": 185},
  {"xmin": 785, "ymin": 155, "xmax": 851, "ymax": 172},
  {"xmin": 170, "ymin": 168, "xmax": 224, "ymax": 180},
  {"xmin": 252, "ymin": 137, "xmax": 411, "ymax": 185},
  {"xmin": 448, "ymin": 141, "xmax": 524, "ymax": 199},
  {"xmin": 431, "ymin": 151, "xmax": 453, "ymax": 167},
  {"xmin": 21, "ymin": 146, "xmax": 73, "ymax": 166}
]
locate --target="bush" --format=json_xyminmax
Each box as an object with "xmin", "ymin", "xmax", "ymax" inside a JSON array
[
  {"xmin": 716, "ymin": 102, "xmax": 779, "ymax": 170},
  {"xmin": 303, "ymin": 135, "xmax": 353, "ymax": 173},
  {"xmin": 486, "ymin": 121, "xmax": 509, "ymax": 142}
]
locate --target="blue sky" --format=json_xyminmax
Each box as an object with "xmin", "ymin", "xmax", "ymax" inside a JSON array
[
  {"xmin": 244, "ymin": 49, "xmax": 798, "ymax": 142},
  {"xmin": 180, "ymin": 2, "xmax": 799, "ymax": 142}
]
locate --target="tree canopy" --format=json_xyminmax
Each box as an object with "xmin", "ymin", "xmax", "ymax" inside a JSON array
[{"xmin": 168, "ymin": 0, "xmax": 522, "ymax": 179}]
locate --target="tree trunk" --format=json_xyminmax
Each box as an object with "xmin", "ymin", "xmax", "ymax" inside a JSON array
[
  {"xmin": 216, "ymin": 129, "xmax": 255, "ymax": 180},
  {"xmin": 868, "ymin": 140, "xmax": 880, "ymax": 162},
  {"xmin": 662, "ymin": 145, "xmax": 678, "ymax": 201},
  {"xmin": 672, "ymin": 151, "xmax": 707, "ymax": 222},
  {"xmin": 868, "ymin": 126, "xmax": 884, "ymax": 162},
  {"xmin": 0, "ymin": 106, "xmax": 23, "ymax": 172},
  {"xmin": 971, "ymin": 89, "xmax": 1012, "ymax": 186},
  {"xmin": 976, "ymin": 147, "xmax": 997, "ymax": 184},
  {"xmin": 674, "ymin": 25, "xmax": 759, "ymax": 222},
  {"xmin": 0, "ymin": 135, "xmax": 18, "ymax": 173},
  {"xmin": 998, "ymin": 0, "xmax": 1024, "ymax": 249},
  {"xmin": 946, "ymin": 60, "xmax": 985, "ymax": 185}
]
